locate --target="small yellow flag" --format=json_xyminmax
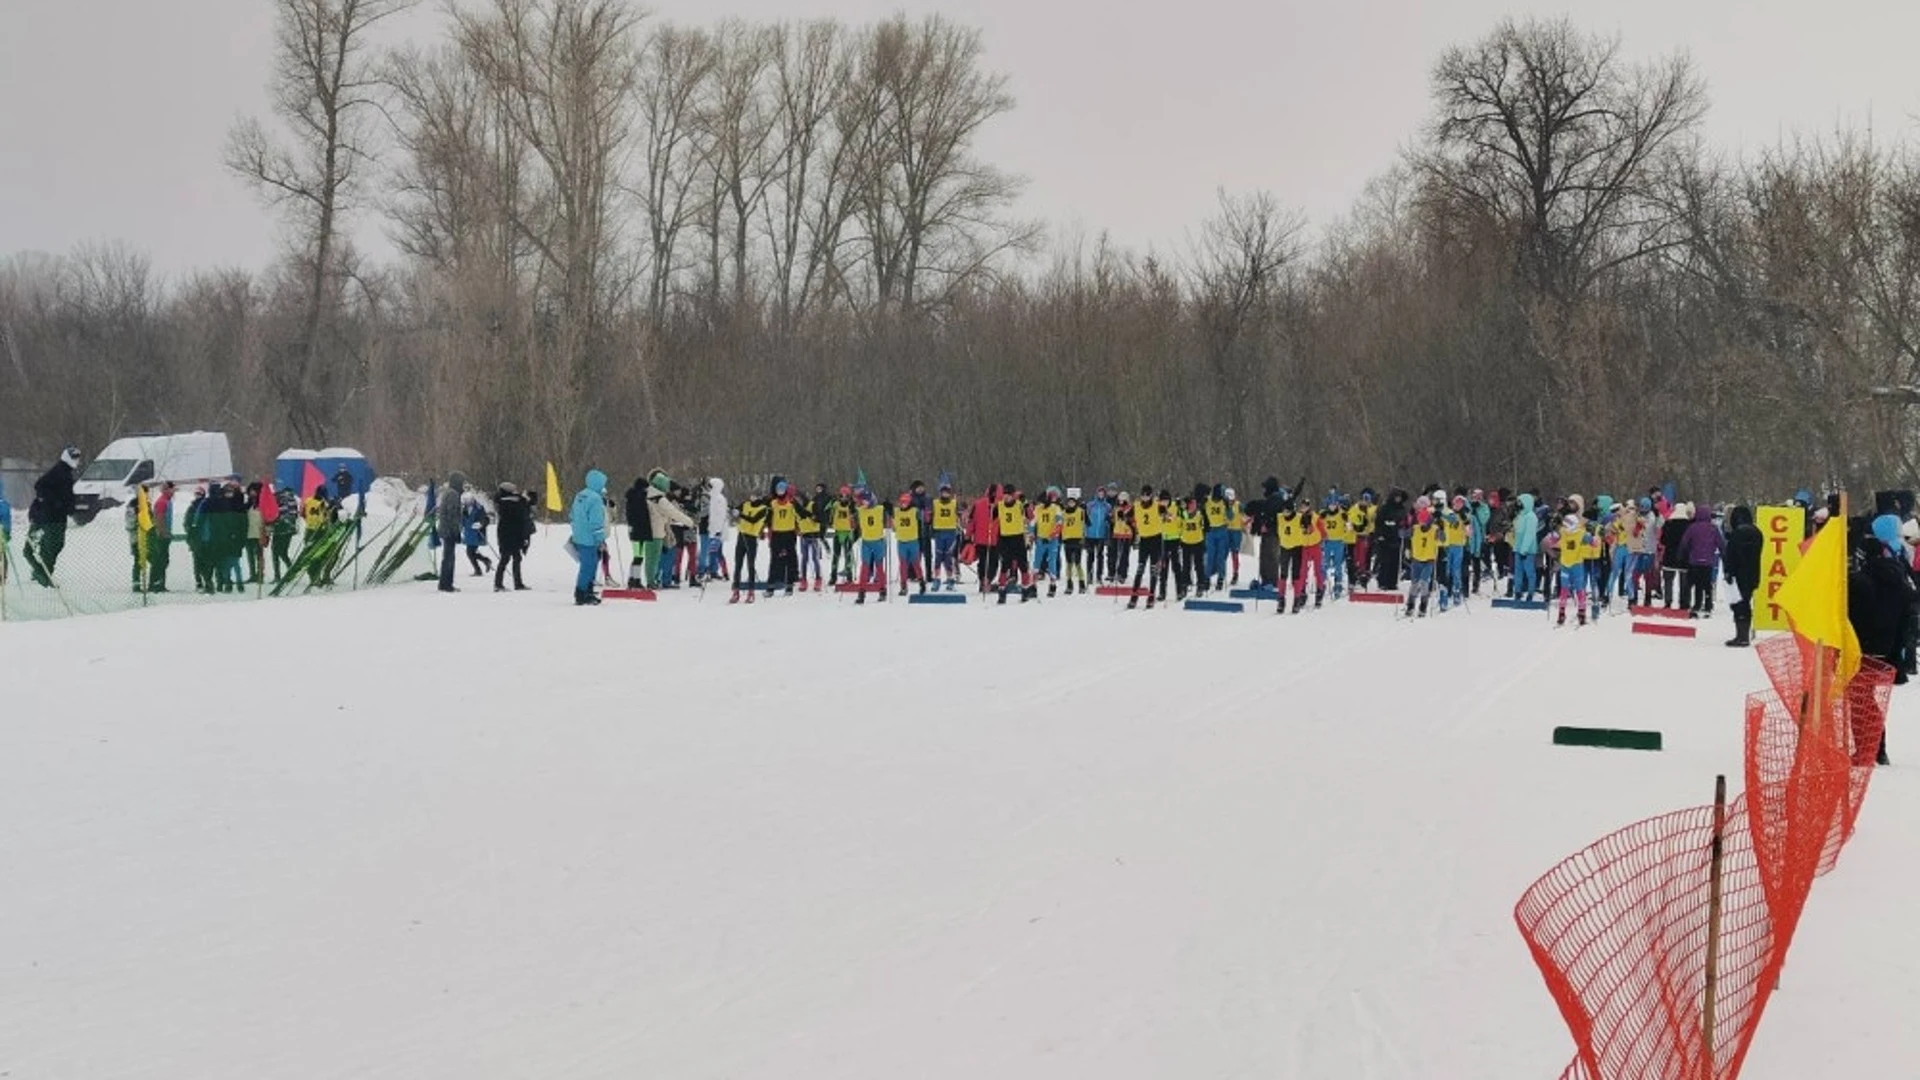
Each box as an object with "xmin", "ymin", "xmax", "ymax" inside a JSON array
[
  {"xmin": 545, "ymin": 462, "xmax": 564, "ymax": 513},
  {"xmin": 136, "ymin": 486, "xmax": 154, "ymax": 533},
  {"xmin": 1774, "ymin": 517, "xmax": 1862, "ymax": 687}
]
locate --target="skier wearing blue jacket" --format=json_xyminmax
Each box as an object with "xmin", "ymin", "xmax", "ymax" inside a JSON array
[
  {"xmin": 570, "ymin": 469, "xmax": 609, "ymax": 605},
  {"xmin": 0, "ymin": 481, "xmax": 11, "ymax": 585}
]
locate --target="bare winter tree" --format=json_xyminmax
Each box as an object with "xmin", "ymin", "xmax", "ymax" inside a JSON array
[
  {"xmin": 1420, "ymin": 16, "xmax": 1706, "ymax": 304},
  {"xmin": 1186, "ymin": 190, "xmax": 1304, "ymax": 482},
  {"xmin": 634, "ymin": 22, "xmax": 716, "ymax": 324},
  {"xmin": 845, "ymin": 15, "xmax": 1038, "ymax": 315},
  {"xmin": 226, "ymin": 0, "xmax": 415, "ymax": 446}
]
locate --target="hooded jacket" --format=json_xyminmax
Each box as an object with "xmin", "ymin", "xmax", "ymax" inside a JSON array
[
  {"xmin": 1851, "ymin": 525, "xmax": 1916, "ymax": 665},
  {"xmin": 570, "ymin": 470, "xmax": 608, "ymax": 547},
  {"xmin": 645, "ymin": 477, "xmax": 695, "ymax": 541},
  {"xmin": 437, "ymin": 472, "xmax": 468, "ymax": 541},
  {"xmin": 1723, "ymin": 506, "xmax": 1762, "ymax": 595},
  {"xmin": 495, "ymin": 486, "xmax": 534, "ymax": 551},
  {"xmin": 1511, "ymin": 493, "xmax": 1539, "ymax": 556},
  {"xmin": 1678, "ymin": 504, "xmax": 1725, "ymax": 568},
  {"xmin": 29, "ymin": 459, "xmax": 77, "ymax": 526},
  {"xmin": 706, "ymin": 478, "xmax": 729, "ymax": 539},
  {"xmin": 1660, "ymin": 509, "xmax": 1694, "ymax": 569}
]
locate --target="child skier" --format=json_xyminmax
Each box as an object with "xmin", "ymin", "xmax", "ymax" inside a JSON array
[
  {"xmin": 995, "ymin": 485, "xmax": 1036, "ymax": 603},
  {"xmin": 1405, "ymin": 507, "xmax": 1441, "ymax": 618},
  {"xmin": 1439, "ymin": 497, "xmax": 1468, "ymax": 611},
  {"xmin": 766, "ymin": 479, "xmax": 802, "ymax": 596},
  {"xmin": 1176, "ymin": 490, "xmax": 1206, "ymax": 600},
  {"xmin": 854, "ymin": 490, "xmax": 890, "ymax": 604},
  {"xmin": 1061, "ymin": 489, "xmax": 1088, "ymax": 595},
  {"xmin": 930, "ymin": 483, "xmax": 962, "ymax": 590},
  {"xmin": 1225, "ymin": 488, "xmax": 1244, "ymax": 586},
  {"xmin": 1032, "ymin": 487, "xmax": 1064, "ymax": 595},
  {"xmin": 799, "ymin": 484, "xmax": 826, "ymax": 591},
  {"xmin": 731, "ymin": 492, "xmax": 768, "ymax": 603},
  {"xmin": 1553, "ymin": 514, "xmax": 1591, "ymax": 627},
  {"xmin": 1127, "ymin": 486, "xmax": 1162, "ymax": 609},
  {"xmin": 1289, "ymin": 496, "xmax": 1326, "ymax": 613},
  {"xmin": 830, "ymin": 486, "xmax": 856, "ymax": 586},
  {"xmin": 893, "ymin": 491, "xmax": 926, "ymax": 596},
  {"xmin": 1203, "ymin": 484, "xmax": 1232, "ymax": 592},
  {"xmin": 1321, "ymin": 495, "xmax": 1350, "ymax": 601},
  {"xmin": 1110, "ymin": 492, "xmax": 1135, "ymax": 583}
]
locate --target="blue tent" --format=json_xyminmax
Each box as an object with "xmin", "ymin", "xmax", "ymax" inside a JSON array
[{"xmin": 275, "ymin": 448, "xmax": 377, "ymax": 500}]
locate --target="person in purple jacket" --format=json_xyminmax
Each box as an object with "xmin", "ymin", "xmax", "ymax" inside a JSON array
[{"xmin": 1679, "ymin": 502, "xmax": 1725, "ymax": 618}]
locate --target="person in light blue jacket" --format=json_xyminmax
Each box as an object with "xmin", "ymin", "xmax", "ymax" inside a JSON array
[
  {"xmin": 570, "ymin": 469, "xmax": 609, "ymax": 605},
  {"xmin": 1085, "ymin": 486, "xmax": 1112, "ymax": 582},
  {"xmin": 0, "ymin": 480, "xmax": 11, "ymax": 586},
  {"xmin": 1510, "ymin": 492, "xmax": 1540, "ymax": 601}
]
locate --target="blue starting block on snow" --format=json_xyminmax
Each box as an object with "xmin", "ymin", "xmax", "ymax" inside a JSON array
[
  {"xmin": 1184, "ymin": 599, "xmax": 1245, "ymax": 614},
  {"xmin": 908, "ymin": 592, "xmax": 967, "ymax": 605},
  {"xmin": 1229, "ymin": 586, "xmax": 1278, "ymax": 600},
  {"xmin": 1492, "ymin": 598, "xmax": 1549, "ymax": 611}
]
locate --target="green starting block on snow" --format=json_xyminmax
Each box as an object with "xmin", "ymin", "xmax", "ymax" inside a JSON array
[{"xmin": 1553, "ymin": 726, "xmax": 1663, "ymax": 752}]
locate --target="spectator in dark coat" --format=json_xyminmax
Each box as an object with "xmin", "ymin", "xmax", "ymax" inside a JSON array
[
  {"xmin": 1659, "ymin": 503, "xmax": 1696, "ymax": 609},
  {"xmin": 1722, "ymin": 505, "xmax": 1763, "ymax": 647},
  {"xmin": 1850, "ymin": 515, "xmax": 1915, "ymax": 765},
  {"xmin": 23, "ymin": 447, "xmax": 80, "ymax": 587},
  {"xmin": 436, "ymin": 471, "xmax": 467, "ymax": 592},
  {"xmin": 493, "ymin": 482, "xmax": 534, "ymax": 592}
]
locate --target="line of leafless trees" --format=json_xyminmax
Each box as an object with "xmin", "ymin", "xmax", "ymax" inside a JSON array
[{"xmin": 4, "ymin": 7, "xmax": 1919, "ymax": 501}]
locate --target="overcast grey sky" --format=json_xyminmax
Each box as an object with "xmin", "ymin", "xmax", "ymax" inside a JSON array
[{"xmin": 3, "ymin": 0, "xmax": 1917, "ymax": 273}]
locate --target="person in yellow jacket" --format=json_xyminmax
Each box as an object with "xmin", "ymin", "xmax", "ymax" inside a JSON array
[
  {"xmin": 1321, "ymin": 495, "xmax": 1353, "ymax": 600},
  {"xmin": 1225, "ymin": 488, "xmax": 1245, "ymax": 587},
  {"xmin": 1177, "ymin": 487, "xmax": 1208, "ymax": 600},
  {"xmin": 1284, "ymin": 496, "xmax": 1326, "ymax": 614},
  {"xmin": 994, "ymin": 485, "xmax": 1036, "ymax": 603},
  {"xmin": 892, "ymin": 491, "xmax": 926, "ymax": 596},
  {"xmin": 1110, "ymin": 492, "xmax": 1135, "ymax": 583},
  {"xmin": 1031, "ymin": 487, "xmax": 1065, "ymax": 594},
  {"xmin": 731, "ymin": 492, "xmax": 770, "ymax": 603},
  {"xmin": 1404, "ymin": 506, "xmax": 1442, "ymax": 618},
  {"xmin": 799, "ymin": 483, "xmax": 826, "ymax": 591},
  {"xmin": 1060, "ymin": 488, "xmax": 1089, "ymax": 595},
  {"xmin": 853, "ymin": 489, "xmax": 890, "ymax": 604},
  {"xmin": 1127, "ymin": 485, "xmax": 1163, "ymax": 609},
  {"xmin": 1551, "ymin": 512, "xmax": 1595, "ymax": 627}
]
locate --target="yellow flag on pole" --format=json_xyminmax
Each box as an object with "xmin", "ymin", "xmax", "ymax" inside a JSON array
[
  {"xmin": 545, "ymin": 462, "xmax": 564, "ymax": 513},
  {"xmin": 1773, "ymin": 517, "xmax": 1862, "ymax": 687},
  {"xmin": 136, "ymin": 486, "xmax": 154, "ymax": 533}
]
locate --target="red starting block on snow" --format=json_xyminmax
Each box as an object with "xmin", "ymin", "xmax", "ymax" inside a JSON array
[
  {"xmin": 834, "ymin": 583, "xmax": 888, "ymax": 594},
  {"xmin": 1629, "ymin": 606, "xmax": 1695, "ymax": 621},
  {"xmin": 601, "ymin": 589, "xmax": 657, "ymax": 601},
  {"xmin": 1632, "ymin": 620, "xmax": 1696, "ymax": 639},
  {"xmin": 1094, "ymin": 585, "xmax": 1149, "ymax": 598},
  {"xmin": 1350, "ymin": 591, "xmax": 1402, "ymax": 605}
]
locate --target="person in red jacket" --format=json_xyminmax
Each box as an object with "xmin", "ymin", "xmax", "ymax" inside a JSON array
[{"xmin": 966, "ymin": 484, "xmax": 1001, "ymax": 593}]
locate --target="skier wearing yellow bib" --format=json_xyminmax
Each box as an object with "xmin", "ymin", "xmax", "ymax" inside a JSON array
[
  {"xmin": 853, "ymin": 490, "xmax": 890, "ymax": 604},
  {"xmin": 893, "ymin": 491, "xmax": 926, "ymax": 596},
  {"xmin": 930, "ymin": 484, "xmax": 962, "ymax": 590}
]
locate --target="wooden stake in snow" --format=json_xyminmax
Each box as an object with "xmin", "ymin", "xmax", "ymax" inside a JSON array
[{"xmin": 1701, "ymin": 773, "xmax": 1728, "ymax": 1079}]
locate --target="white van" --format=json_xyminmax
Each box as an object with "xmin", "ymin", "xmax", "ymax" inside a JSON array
[{"xmin": 72, "ymin": 432, "xmax": 235, "ymax": 524}]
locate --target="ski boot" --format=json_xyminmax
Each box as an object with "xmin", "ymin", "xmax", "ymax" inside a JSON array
[
  {"xmin": 1577, "ymin": 609, "xmax": 1587, "ymax": 627},
  {"xmin": 1048, "ymin": 582, "xmax": 1057, "ymax": 598},
  {"xmin": 899, "ymin": 580, "xmax": 910, "ymax": 598},
  {"xmin": 998, "ymin": 585, "xmax": 1010, "ymax": 606},
  {"xmin": 746, "ymin": 588, "xmax": 757, "ymax": 604},
  {"xmin": 917, "ymin": 578, "xmax": 927, "ymax": 595},
  {"xmin": 1291, "ymin": 594, "xmax": 1306, "ymax": 614},
  {"xmin": 1556, "ymin": 608, "xmax": 1566, "ymax": 627},
  {"xmin": 1022, "ymin": 585, "xmax": 1037, "ymax": 603},
  {"xmin": 798, "ymin": 578, "xmax": 808, "ymax": 593},
  {"xmin": 1417, "ymin": 598, "xmax": 1429, "ymax": 617},
  {"xmin": 1313, "ymin": 590, "xmax": 1324, "ymax": 610},
  {"xmin": 729, "ymin": 589, "xmax": 741, "ymax": 604}
]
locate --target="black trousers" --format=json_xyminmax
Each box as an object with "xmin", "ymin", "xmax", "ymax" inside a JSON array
[
  {"xmin": 1132, "ymin": 536, "xmax": 1164, "ymax": 594},
  {"xmin": 494, "ymin": 544, "xmax": 525, "ymax": 589},
  {"xmin": 1375, "ymin": 535, "xmax": 1402, "ymax": 590},
  {"xmin": 438, "ymin": 539, "xmax": 458, "ymax": 590},
  {"xmin": 734, "ymin": 536, "xmax": 760, "ymax": 587},
  {"xmin": 768, "ymin": 532, "xmax": 798, "ymax": 588}
]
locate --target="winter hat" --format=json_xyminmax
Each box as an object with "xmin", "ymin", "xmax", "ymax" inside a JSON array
[
  {"xmin": 1567, "ymin": 493, "xmax": 1584, "ymax": 514},
  {"xmin": 59, "ymin": 446, "xmax": 80, "ymax": 468},
  {"xmin": 1414, "ymin": 495, "xmax": 1431, "ymax": 511},
  {"xmin": 1872, "ymin": 514, "xmax": 1904, "ymax": 556},
  {"xmin": 1262, "ymin": 477, "xmax": 1281, "ymax": 496},
  {"xmin": 1451, "ymin": 495, "xmax": 1467, "ymax": 510},
  {"xmin": 1563, "ymin": 514, "xmax": 1581, "ymax": 531},
  {"xmin": 711, "ymin": 477, "xmax": 726, "ymax": 494},
  {"xmin": 649, "ymin": 470, "xmax": 671, "ymax": 493},
  {"xmin": 1813, "ymin": 506, "xmax": 1830, "ymax": 524},
  {"xmin": 1638, "ymin": 497, "xmax": 1653, "ymax": 512},
  {"xmin": 772, "ymin": 478, "xmax": 788, "ymax": 496},
  {"xmin": 499, "ymin": 482, "xmax": 520, "ymax": 495},
  {"xmin": 1223, "ymin": 487, "xmax": 1236, "ymax": 501}
]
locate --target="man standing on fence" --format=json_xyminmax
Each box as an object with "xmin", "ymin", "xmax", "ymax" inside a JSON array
[{"xmin": 23, "ymin": 446, "xmax": 79, "ymax": 588}]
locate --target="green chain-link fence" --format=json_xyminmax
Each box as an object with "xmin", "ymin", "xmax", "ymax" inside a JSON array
[{"xmin": 1, "ymin": 480, "xmax": 435, "ymax": 622}]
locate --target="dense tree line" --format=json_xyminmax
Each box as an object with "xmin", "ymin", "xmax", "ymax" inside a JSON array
[{"xmin": 3, "ymin": 7, "xmax": 1918, "ymax": 500}]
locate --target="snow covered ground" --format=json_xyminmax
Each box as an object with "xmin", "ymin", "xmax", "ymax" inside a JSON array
[{"xmin": 2, "ymin": 536, "xmax": 1916, "ymax": 1079}]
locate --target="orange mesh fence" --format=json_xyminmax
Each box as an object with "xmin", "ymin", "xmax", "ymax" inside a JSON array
[
  {"xmin": 1516, "ymin": 793, "xmax": 1774, "ymax": 1080},
  {"xmin": 1519, "ymin": 631, "xmax": 1892, "ymax": 1079}
]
